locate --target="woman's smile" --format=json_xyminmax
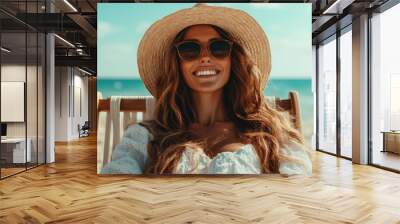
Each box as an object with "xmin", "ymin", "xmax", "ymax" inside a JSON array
[{"xmin": 192, "ymin": 66, "xmax": 221, "ymax": 77}]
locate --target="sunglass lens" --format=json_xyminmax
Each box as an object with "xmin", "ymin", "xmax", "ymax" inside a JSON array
[
  {"xmin": 210, "ymin": 40, "xmax": 231, "ymax": 58},
  {"xmin": 177, "ymin": 42, "xmax": 200, "ymax": 60}
]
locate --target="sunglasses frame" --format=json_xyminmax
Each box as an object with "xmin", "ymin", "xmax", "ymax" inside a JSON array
[{"xmin": 174, "ymin": 38, "xmax": 233, "ymax": 61}]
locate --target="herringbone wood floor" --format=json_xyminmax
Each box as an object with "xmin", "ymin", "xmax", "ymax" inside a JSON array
[{"xmin": 1, "ymin": 135, "xmax": 400, "ymax": 224}]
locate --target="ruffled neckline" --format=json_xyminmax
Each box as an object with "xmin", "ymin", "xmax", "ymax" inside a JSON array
[
  {"xmin": 186, "ymin": 143, "xmax": 255, "ymax": 160},
  {"xmin": 175, "ymin": 144, "xmax": 261, "ymax": 174}
]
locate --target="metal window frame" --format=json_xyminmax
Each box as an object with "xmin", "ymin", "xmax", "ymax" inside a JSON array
[
  {"xmin": 316, "ymin": 0, "xmax": 400, "ymax": 172},
  {"xmin": 315, "ymin": 23, "xmax": 353, "ymax": 161},
  {"xmin": 367, "ymin": 1, "xmax": 400, "ymax": 173}
]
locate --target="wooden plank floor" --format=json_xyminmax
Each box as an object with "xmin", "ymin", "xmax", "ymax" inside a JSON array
[
  {"xmin": 0, "ymin": 167, "xmax": 26, "ymax": 178},
  {"xmin": 1, "ymin": 135, "xmax": 400, "ymax": 224}
]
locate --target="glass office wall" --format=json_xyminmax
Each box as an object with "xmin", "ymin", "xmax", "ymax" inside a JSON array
[
  {"xmin": 339, "ymin": 28, "xmax": 352, "ymax": 158},
  {"xmin": 0, "ymin": 1, "xmax": 46, "ymax": 179},
  {"xmin": 27, "ymin": 31, "xmax": 38, "ymax": 169},
  {"xmin": 0, "ymin": 1, "xmax": 27, "ymax": 178},
  {"xmin": 316, "ymin": 27, "xmax": 353, "ymax": 159},
  {"xmin": 371, "ymin": 3, "xmax": 400, "ymax": 171},
  {"xmin": 1, "ymin": 31, "xmax": 28, "ymax": 177},
  {"xmin": 317, "ymin": 35, "xmax": 337, "ymax": 154}
]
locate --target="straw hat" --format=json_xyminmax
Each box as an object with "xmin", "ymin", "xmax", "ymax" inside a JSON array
[{"xmin": 137, "ymin": 3, "xmax": 271, "ymax": 97}]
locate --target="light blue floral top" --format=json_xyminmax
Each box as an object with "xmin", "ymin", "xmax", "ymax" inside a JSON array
[{"xmin": 101, "ymin": 124, "xmax": 312, "ymax": 175}]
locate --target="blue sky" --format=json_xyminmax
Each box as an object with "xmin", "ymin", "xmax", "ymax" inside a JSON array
[{"xmin": 98, "ymin": 3, "xmax": 311, "ymax": 80}]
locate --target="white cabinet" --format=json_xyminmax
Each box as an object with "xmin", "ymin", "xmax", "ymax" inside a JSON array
[{"xmin": 1, "ymin": 138, "xmax": 32, "ymax": 163}]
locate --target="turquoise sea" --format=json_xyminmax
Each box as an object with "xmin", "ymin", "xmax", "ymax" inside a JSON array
[{"xmin": 98, "ymin": 78, "xmax": 314, "ymax": 143}]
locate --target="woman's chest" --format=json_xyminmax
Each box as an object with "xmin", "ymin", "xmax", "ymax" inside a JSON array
[{"xmin": 190, "ymin": 125, "xmax": 247, "ymax": 157}]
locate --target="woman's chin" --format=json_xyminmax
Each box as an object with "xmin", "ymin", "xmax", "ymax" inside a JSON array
[
  {"xmin": 190, "ymin": 85, "xmax": 225, "ymax": 94},
  {"xmin": 188, "ymin": 77, "xmax": 229, "ymax": 93}
]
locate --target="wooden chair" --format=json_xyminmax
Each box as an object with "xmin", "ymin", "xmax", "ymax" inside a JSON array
[
  {"xmin": 274, "ymin": 91, "xmax": 302, "ymax": 131},
  {"xmin": 97, "ymin": 92, "xmax": 302, "ymax": 131},
  {"xmin": 97, "ymin": 92, "xmax": 302, "ymax": 172}
]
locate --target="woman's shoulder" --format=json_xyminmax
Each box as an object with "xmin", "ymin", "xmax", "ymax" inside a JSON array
[{"xmin": 123, "ymin": 122, "xmax": 154, "ymax": 142}]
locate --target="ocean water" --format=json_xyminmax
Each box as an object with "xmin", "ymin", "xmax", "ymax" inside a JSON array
[{"xmin": 98, "ymin": 78, "xmax": 314, "ymax": 142}]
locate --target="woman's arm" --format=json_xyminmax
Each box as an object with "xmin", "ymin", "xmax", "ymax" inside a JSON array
[
  {"xmin": 100, "ymin": 124, "xmax": 151, "ymax": 174},
  {"xmin": 279, "ymin": 140, "xmax": 313, "ymax": 176}
]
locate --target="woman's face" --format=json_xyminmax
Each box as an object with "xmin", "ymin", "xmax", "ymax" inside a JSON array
[{"xmin": 178, "ymin": 25, "xmax": 231, "ymax": 94}]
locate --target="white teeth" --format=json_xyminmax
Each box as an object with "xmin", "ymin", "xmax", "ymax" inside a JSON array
[{"xmin": 195, "ymin": 70, "xmax": 217, "ymax": 76}]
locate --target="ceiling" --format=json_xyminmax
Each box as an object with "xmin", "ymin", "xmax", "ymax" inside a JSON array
[{"xmin": 0, "ymin": 0, "xmax": 392, "ymax": 75}]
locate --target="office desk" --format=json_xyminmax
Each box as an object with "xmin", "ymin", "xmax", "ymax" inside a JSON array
[
  {"xmin": 1, "ymin": 138, "xmax": 32, "ymax": 163},
  {"xmin": 381, "ymin": 131, "xmax": 400, "ymax": 154}
]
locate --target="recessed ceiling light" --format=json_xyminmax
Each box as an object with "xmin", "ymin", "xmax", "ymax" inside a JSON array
[
  {"xmin": 54, "ymin": 34, "xmax": 75, "ymax": 48},
  {"xmin": 322, "ymin": 0, "xmax": 354, "ymax": 15},
  {"xmin": 63, "ymin": 0, "xmax": 78, "ymax": 12},
  {"xmin": 78, "ymin": 67, "xmax": 92, "ymax": 76},
  {"xmin": 1, "ymin": 47, "xmax": 11, "ymax": 53}
]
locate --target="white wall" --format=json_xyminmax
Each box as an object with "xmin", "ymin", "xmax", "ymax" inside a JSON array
[
  {"xmin": 1, "ymin": 63, "xmax": 46, "ymax": 164},
  {"xmin": 1, "ymin": 65, "xmax": 26, "ymax": 139},
  {"xmin": 54, "ymin": 66, "xmax": 69, "ymax": 141},
  {"xmin": 1, "ymin": 65, "xmax": 40, "ymax": 138},
  {"xmin": 72, "ymin": 73, "xmax": 89, "ymax": 138},
  {"xmin": 54, "ymin": 67, "xmax": 89, "ymax": 141}
]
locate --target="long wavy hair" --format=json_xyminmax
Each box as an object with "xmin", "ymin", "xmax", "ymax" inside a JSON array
[{"xmin": 141, "ymin": 25, "xmax": 310, "ymax": 174}]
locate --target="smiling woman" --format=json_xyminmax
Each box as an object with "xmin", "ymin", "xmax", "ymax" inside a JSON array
[
  {"xmin": 178, "ymin": 25, "xmax": 232, "ymax": 100},
  {"xmin": 100, "ymin": 3, "xmax": 312, "ymax": 175}
]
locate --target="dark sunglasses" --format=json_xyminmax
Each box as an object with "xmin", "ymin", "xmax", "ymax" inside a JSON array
[{"xmin": 174, "ymin": 39, "xmax": 233, "ymax": 61}]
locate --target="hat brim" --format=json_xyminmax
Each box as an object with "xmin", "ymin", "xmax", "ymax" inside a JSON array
[{"xmin": 137, "ymin": 4, "xmax": 271, "ymax": 97}]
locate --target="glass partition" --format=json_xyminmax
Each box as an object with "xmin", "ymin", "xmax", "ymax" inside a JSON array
[
  {"xmin": 317, "ymin": 36, "xmax": 337, "ymax": 155},
  {"xmin": 1, "ymin": 30, "xmax": 28, "ymax": 178},
  {"xmin": 0, "ymin": 1, "xmax": 46, "ymax": 179},
  {"xmin": 339, "ymin": 28, "xmax": 352, "ymax": 158},
  {"xmin": 370, "ymin": 3, "xmax": 400, "ymax": 171}
]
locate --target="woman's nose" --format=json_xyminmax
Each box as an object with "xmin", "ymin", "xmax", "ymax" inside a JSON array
[
  {"xmin": 200, "ymin": 56, "xmax": 211, "ymax": 64},
  {"xmin": 199, "ymin": 47, "xmax": 211, "ymax": 63}
]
